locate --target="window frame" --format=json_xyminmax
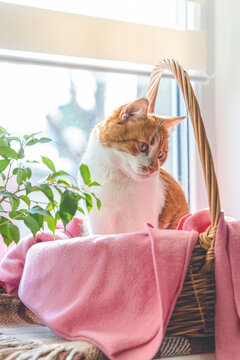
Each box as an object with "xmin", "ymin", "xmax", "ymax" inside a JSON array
[
  {"xmin": 0, "ymin": 1, "xmax": 208, "ymax": 212},
  {"xmin": 0, "ymin": 2, "xmax": 206, "ymax": 70}
]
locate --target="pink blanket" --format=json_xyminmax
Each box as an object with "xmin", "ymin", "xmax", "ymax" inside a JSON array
[
  {"xmin": 0, "ymin": 219, "xmax": 198, "ymax": 360},
  {"xmin": 179, "ymin": 210, "xmax": 240, "ymax": 360}
]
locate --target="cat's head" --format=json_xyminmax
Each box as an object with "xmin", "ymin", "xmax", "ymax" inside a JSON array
[{"xmin": 98, "ymin": 98, "xmax": 186, "ymax": 181}]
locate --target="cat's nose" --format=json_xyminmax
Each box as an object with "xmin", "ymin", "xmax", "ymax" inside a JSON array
[
  {"xmin": 141, "ymin": 165, "xmax": 150, "ymax": 173},
  {"xmin": 141, "ymin": 165, "xmax": 157, "ymax": 174},
  {"xmin": 149, "ymin": 167, "xmax": 157, "ymax": 174}
]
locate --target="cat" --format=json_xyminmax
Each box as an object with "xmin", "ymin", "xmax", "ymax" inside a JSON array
[{"xmin": 81, "ymin": 98, "xmax": 189, "ymax": 235}]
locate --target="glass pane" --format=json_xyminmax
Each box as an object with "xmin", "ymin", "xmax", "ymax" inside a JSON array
[
  {"xmin": 0, "ymin": 61, "xmax": 189, "ymax": 235},
  {"xmin": 0, "ymin": 61, "xmax": 189, "ymax": 178},
  {"xmin": 0, "ymin": 63, "xmax": 160, "ymax": 168}
]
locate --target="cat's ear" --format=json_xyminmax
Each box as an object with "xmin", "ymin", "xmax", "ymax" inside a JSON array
[
  {"xmin": 120, "ymin": 98, "xmax": 149, "ymax": 122},
  {"xmin": 161, "ymin": 116, "xmax": 187, "ymax": 131}
]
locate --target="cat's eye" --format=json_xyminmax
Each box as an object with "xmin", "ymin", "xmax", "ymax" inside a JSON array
[
  {"xmin": 158, "ymin": 150, "xmax": 165, "ymax": 160},
  {"xmin": 138, "ymin": 142, "xmax": 149, "ymax": 153}
]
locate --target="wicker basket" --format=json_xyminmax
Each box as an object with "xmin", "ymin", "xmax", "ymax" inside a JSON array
[{"xmin": 147, "ymin": 59, "xmax": 221, "ymax": 337}]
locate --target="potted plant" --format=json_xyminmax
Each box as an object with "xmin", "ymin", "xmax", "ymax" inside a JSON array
[{"xmin": 0, "ymin": 126, "xmax": 100, "ymax": 246}]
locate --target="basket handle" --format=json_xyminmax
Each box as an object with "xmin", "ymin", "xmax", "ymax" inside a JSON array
[{"xmin": 147, "ymin": 59, "xmax": 221, "ymax": 270}]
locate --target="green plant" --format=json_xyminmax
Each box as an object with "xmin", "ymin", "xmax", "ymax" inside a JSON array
[{"xmin": 0, "ymin": 126, "xmax": 100, "ymax": 246}]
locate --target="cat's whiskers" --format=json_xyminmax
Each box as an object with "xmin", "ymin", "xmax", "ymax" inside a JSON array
[
  {"xmin": 160, "ymin": 171, "xmax": 180, "ymax": 202},
  {"xmin": 167, "ymin": 187, "xmax": 177, "ymax": 203},
  {"xmin": 100, "ymin": 141, "xmax": 114, "ymax": 147}
]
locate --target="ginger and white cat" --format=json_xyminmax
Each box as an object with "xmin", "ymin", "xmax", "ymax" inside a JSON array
[{"xmin": 81, "ymin": 98, "xmax": 189, "ymax": 235}]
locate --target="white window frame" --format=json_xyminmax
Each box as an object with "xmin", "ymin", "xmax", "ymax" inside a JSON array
[
  {"xmin": 0, "ymin": 2, "xmax": 206, "ymax": 70},
  {"xmin": 0, "ymin": 1, "xmax": 208, "ymax": 212}
]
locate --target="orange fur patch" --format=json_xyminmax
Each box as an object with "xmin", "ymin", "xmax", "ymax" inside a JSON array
[
  {"xmin": 97, "ymin": 101, "xmax": 189, "ymax": 229},
  {"xmin": 158, "ymin": 168, "xmax": 189, "ymax": 229},
  {"xmin": 98, "ymin": 106, "xmax": 169, "ymax": 166}
]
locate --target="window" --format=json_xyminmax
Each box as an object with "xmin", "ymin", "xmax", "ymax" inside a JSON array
[
  {"xmin": 0, "ymin": 1, "xmax": 205, "ymax": 69},
  {"xmin": 0, "ymin": 0, "xmax": 205, "ymax": 237},
  {"xmin": 0, "ymin": 60, "xmax": 191, "ymax": 197}
]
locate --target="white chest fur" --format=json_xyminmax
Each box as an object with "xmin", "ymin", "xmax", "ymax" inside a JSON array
[{"xmin": 81, "ymin": 128, "xmax": 166, "ymax": 235}]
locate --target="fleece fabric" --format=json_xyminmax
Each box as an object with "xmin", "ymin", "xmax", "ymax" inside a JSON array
[
  {"xmin": 179, "ymin": 209, "xmax": 240, "ymax": 360},
  {"xmin": 0, "ymin": 219, "xmax": 198, "ymax": 360}
]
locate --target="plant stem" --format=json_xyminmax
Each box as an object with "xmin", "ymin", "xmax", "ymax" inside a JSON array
[
  {"xmin": 0, "ymin": 213, "xmax": 26, "ymax": 226},
  {"xmin": 4, "ymin": 160, "xmax": 13, "ymax": 189}
]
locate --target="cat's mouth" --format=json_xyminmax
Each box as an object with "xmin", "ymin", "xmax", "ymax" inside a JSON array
[
  {"xmin": 119, "ymin": 164, "xmax": 158, "ymax": 181},
  {"xmin": 136, "ymin": 171, "xmax": 157, "ymax": 179}
]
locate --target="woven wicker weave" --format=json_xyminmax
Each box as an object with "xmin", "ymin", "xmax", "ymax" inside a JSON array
[{"xmin": 147, "ymin": 59, "xmax": 221, "ymax": 337}]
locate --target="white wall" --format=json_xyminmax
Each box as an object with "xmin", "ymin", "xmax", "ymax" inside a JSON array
[
  {"xmin": 214, "ymin": 0, "xmax": 240, "ymax": 219},
  {"xmin": 193, "ymin": 0, "xmax": 240, "ymax": 220}
]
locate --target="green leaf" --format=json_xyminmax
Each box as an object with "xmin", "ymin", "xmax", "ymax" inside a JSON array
[
  {"xmin": 16, "ymin": 168, "xmax": 27, "ymax": 185},
  {"xmin": 0, "ymin": 190, "xmax": 13, "ymax": 197},
  {"xmin": 1, "ymin": 230, "xmax": 13, "ymax": 246},
  {"xmin": 19, "ymin": 195, "xmax": 31, "ymax": 207},
  {"xmin": 80, "ymin": 164, "xmax": 91, "ymax": 185},
  {"xmin": 84, "ymin": 193, "xmax": 93, "ymax": 212},
  {"xmin": 91, "ymin": 193, "xmax": 101, "ymax": 210},
  {"xmin": 26, "ymin": 138, "xmax": 38, "ymax": 146},
  {"xmin": 29, "ymin": 206, "xmax": 51, "ymax": 217},
  {"xmin": 89, "ymin": 181, "xmax": 101, "ymax": 187},
  {"xmin": 16, "ymin": 169, "xmax": 22, "ymax": 185},
  {"xmin": 25, "ymin": 167, "xmax": 32, "ymax": 179},
  {"xmin": 59, "ymin": 190, "xmax": 78, "ymax": 227},
  {"xmin": 0, "ymin": 138, "xmax": 6, "ymax": 147},
  {"xmin": 49, "ymin": 171, "xmax": 70, "ymax": 180},
  {"xmin": 57, "ymin": 178, "xmax": 72, "ymax": 187},
  {"xmin": 41, "ymin": 156, "xmax": 56, "ymax": 172},
  {"xmin": 46, "ymin": 202, "xmax": 54, "ymax": 211},
  {"xmin": 31, "ymin": 132, "xmax": 42, "ymax": 137},
  {"xmin": 0, "ymin": 219, "xmax": 19, "ymax": 245},
  {"xmin": 5, "ymin": 139, "xmax": 10, "ymax": 147},
  {"xmin": 1, "ymin": 173, "xmax": 6, "ymax": 181},
  {"xmin": 0, "ymin": 126, "xmax": 7, "ymax": 134},
  {"xmin": 38, "ymin": 137, "xmax": 52, "ymax": 143},
  {"xmin": 0, "ymin": 146, "xmax": 18, "ymax": 160},
  {"xmin": 24, "ymin": 215, "xmax": 41, "ymax": 238},
  {"xmin": 54, "ymin": 185, "xmax": 63, "ymax": 196},
  {"xmin": 0, "ymin": 215, "xmax": 9, "ymax": 225},
  {"xmin": 9, "ymin": 210, "xmax": 18, "ymax": 219},
  {"xmin": 72, "ymin": 193, "xmax": 82, "ymax": 201},
  {"xmin": 9, "ymin": 223, "xmax": 20, "ymax": 244},
  {"xmin": 31, "ymin": 213, "xmax": 44, "ymax": 230},
  {"xmin": 45, "ymin": 215, "xmax": 57, "ymax": 234},
  {"xmin": 37, "ymin": 184, "xmax": 54, "ymax": 203},
  {"xmin": 9, "ymin": 210, "xmax": 27, "ymax": 221},
  {"xmin": 0, "ymin": 159, "xmax": 10, "ymax": 172},
  {"xmin": 9, "ymin": 196, "xmax": 20, "ymax": 211},
  {"xmin": 2, "ymin": 235, "xmax": 12, "ymax": 246},
  {"xmin": 78, "ymin": 207, "xmax": 85, "ymax": 215},
  {"xmin": 55, "ymin": 211, "xmax": 60, "ymax": 221},
  {"xmin": 24, "ymin": 132, "xmax": 41, "ymax": 140},
  {"xmin": 9, "ymin": 136, "xmax": 21, "ymax": 143},
  {"xmin": 23, "ymin": 181, "xmax": 32, "ymax": 195},
  {"xmin": 0, "ymin": 203, "xmax": 4, "ymax": 212},
  {"xmin": 96, "ymin": 198, "xmax": 101, "ymax": 210},
  {"xmin": 18, "ymin": 147, "xmax": 25, "ymax": 159}
]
